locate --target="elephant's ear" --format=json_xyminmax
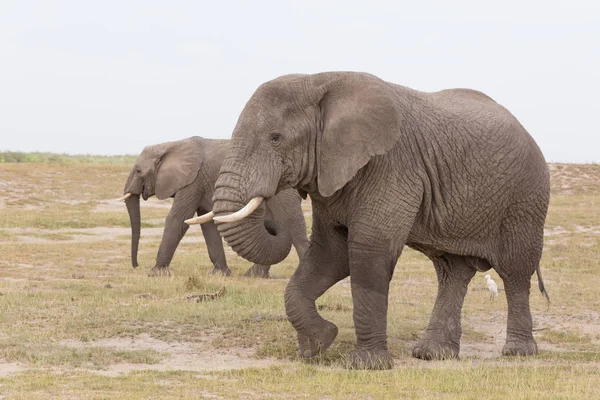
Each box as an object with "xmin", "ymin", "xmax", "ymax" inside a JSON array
[
  {"xmin": 314, "ymin": 73, "xmax": 404, "ymax": 198},
  {"xmin": 155, "ymin": 137, "xmax": 205, "ymax": 200}
]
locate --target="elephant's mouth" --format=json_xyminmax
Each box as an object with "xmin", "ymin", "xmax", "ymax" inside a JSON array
[{"xmin": 141, "ymin": 185, "xmax": 149, "ymax": 201}]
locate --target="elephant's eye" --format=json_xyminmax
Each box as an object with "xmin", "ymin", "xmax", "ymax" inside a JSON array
[
  {"xmin": 136, "ymin": 168, "xmax": 142, "ymax": 175},
  {"xmin": 269, "ymin": 132, "xmax": 282, "ymax": 144}
]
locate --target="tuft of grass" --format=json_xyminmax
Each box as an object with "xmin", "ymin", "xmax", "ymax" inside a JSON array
[
  {"xmin": 184, "ymin": 275, "xmax": 202, "ymax": 291},
  {"xmin": 31, "ymin": 232, "xmax": 75, "ymax": 241},
  {"xmin": 540, "ymin": 330, "xmax": 596, "ymax": 349},
  {"xmin": 536, "ymin": 350, "xmax": 600, "ymax": 362},
  {"xmin": 0, "ymin": 229, "xmax": 16, "ymax": 241}
]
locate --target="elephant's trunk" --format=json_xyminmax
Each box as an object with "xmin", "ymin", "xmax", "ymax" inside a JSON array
[
  {"xmin": 125, "ymin": 194, "xmax": 141, "ymax": 268},
  {"xmin": 212, "ymin": 176, "xmax": 291, "ymax": 266}
]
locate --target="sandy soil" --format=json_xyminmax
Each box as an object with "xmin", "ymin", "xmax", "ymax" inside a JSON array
[
  {"xmin": 0, "ymin": 336, "xmax": 282, "ymax": 377},
  {"xmin": 0, "ymin": 362, "xmax": 25, "ymax": 377},
  {"xmin": 94, "ymin": 198, "xmax": 172, "ymax": 213},
  {"xmin": 57, "ymin": 333, "xmax": 283, "ymax": 377},
  {"xmin": 1, "ymin": 226, "xmax": 205, "ymax": 245}
]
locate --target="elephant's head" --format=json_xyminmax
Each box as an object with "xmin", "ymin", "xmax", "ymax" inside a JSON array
[
  {"xmin": 193, "ymin": 72, "xmax": 403, "ymax": 265},
  {"xmin": 122, "ymin": 137, "xmax": 205, "ymax": 267}
]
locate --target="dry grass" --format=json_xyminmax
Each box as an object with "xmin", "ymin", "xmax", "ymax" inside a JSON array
[{"xmin": 0, "ymin": 161, "xmax": 599, "ymax": 399}]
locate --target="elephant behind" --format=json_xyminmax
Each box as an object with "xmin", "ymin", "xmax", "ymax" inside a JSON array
[{"xmin": 120, "ymin": 136, "xmax": 308, "ymax": 278}]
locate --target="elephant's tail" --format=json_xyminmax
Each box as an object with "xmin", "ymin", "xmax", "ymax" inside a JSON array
[{"xmin": 536, "ymin": 264, "xmax": 550, "ymax": 310}]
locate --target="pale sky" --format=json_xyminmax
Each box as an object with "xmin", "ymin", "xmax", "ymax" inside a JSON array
[{"xmin": 1, "ymin": 1, "xmax": 598, "ymax": 162}]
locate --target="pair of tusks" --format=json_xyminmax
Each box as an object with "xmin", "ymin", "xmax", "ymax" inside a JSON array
[
  {"xmin": 116, "ymin": 191, "xmax": 263, "ymax": 225},
  {"xmin": 185, "ymin": 197, "xmax": 264, "ymax": 225}
]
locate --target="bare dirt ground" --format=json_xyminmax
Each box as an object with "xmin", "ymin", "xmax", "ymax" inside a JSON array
[
  {"xmin": 94, "ymin": 198, "xmax": 172, "ymax": 213},
  {"xmin": 5, "ymin": 227, "xmax": 204, "ymax": 245},
  {"xmin": 58, "ymin": 333, "xmax": 283, "ymax": 377}
]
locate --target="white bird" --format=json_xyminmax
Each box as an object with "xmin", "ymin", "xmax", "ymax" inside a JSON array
[{"xmin": 485, "ymin": 274, "xmax": 499, "ymax": 301}]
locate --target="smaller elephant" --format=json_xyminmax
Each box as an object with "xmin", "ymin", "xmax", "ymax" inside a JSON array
[{"xmin": 120, "ymin": 136, "xmax": 308, "ymax": 278}]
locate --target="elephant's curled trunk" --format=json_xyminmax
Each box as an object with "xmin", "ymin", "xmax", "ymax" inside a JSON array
[
  {"xmin": 214, "ymin": 196, "xmax": 292, "ymax": 266},
  {"xmin": 125, "ymin": 194, "xmax": 141, "ymax": 268}
]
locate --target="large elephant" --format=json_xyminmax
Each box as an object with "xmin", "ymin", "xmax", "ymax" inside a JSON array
[
  {"xmin": 187, "ymin": 72, "xmax": 550, "ymax": 370},
  {"xmin": 120, "ymin": 136, "xmax": 308, "ymax": 278}
]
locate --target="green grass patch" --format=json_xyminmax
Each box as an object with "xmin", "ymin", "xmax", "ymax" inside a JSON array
[
  {"xmin": 0, "ymin": 151, "xmax": 137, "ymax": 164},
  {"xmin": 540, "ymin": 330, "xmax": 594, "ymax": 347},
  {"xmin": 1, "ymin": 364, "xmax": 600, "ymax": 399},
  {"xmin": 0, "ymin": 209, "xmax": 165, "ymax": 229},
  {"xmin": 1, "ymin": 345, "xmax": 162, "ymax": 369}
]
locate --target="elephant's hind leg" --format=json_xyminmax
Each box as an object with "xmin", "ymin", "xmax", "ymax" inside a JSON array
[
  {"xmin": 201, "ymin": 220, "xmax": 232, "ymax": 277},
  {"xmin": 148, "ymin": 266, "xmax": 173, "ymax": 277},
  {"xmin": 496, "ymin": 254, "xmax": 540, "ymax": 356},
  {"xmin": 412, "ymin": 254, "xmax": 477, "ymax": 360},
  {"xmin": 244, "ymin": 264, "xmax": 271, "ymax": 278},
  {"xmin": 497, "ymin": 203, "xmax": 545, "ymax": 357}
]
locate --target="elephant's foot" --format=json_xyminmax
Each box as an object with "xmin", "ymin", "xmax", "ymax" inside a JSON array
[
  {"xmin": 148, "ymin": 266, "xmax": 172, "ymax": 278},
  {"xmin": 297, "ymin": 320, "xmax": 338, "ymax": 358},
  {"xmin": 346, "ymin": 348, "xmax": 394, "ymax": 370},
  {"xmin": 210, "ymin": 266, "xmax": 232, "ymax": 277},
  {"xmin": 502, "ymin": 337, "xmax": 538, "ymax": 356},
  {"xmin": 244, "ymin": 264, "xmax": 270, "ymax": 279},
  {"xmin": 412, "ymin": 338, "xmax": 459, "ymax": 360}
]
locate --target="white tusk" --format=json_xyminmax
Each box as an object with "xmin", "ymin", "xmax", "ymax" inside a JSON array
[
  {"xmin": 213, "ymin": 197, "xmax": 264, "ymax": 223},
  {"xmin": 185, "ymin": 211, "xmax": 214, "ymax": 225},
  {"xmin": 116, "ymin": 192, "xmax": 132, "ymax": 202}
]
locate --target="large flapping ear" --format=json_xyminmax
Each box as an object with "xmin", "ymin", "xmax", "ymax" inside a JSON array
[
  {"xmin": 313, "ymin": 73, "xmax": 404, "ymax": 198},
  {"xmin": 155, "ymin": 137, "xmax": 205, "ymax": 200}
]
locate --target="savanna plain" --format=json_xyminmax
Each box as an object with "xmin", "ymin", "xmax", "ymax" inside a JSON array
[{"xmin": 0, "ymin": 154, "xmax": 599, "ymax": 399}]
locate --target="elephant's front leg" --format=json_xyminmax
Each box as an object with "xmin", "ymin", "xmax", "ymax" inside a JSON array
[
  {"xmin": 200, "ymin": 221, "xmax": 231, "ymax": 276},
  {"xmin": 149, "ymin": 200, "xmax": 196, "ymax": 277},
  {"xmin": 284, "ymin": 215, "xmax": 349, "ymax": 359},
  {"xmin": 412, "ymin": 254, "xmax": 476, "ymax": 360},
  {"xmin": 346, "ymin": 241, "xmax": 398, "ymax": 370}
]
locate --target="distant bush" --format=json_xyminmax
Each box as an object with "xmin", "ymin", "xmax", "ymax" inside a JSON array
[{"xmin": 0, "ymin": 151, "xmax": 137, "ymax": 164}]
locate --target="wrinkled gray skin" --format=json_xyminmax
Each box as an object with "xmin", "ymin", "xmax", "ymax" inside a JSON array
[
  {"xmin": 210, "ymin": 72, "xmax": 550, "ymax": 369},
  {"xmin": 123, "ymin": 136, "xmax": 308, "ymax": 278}
]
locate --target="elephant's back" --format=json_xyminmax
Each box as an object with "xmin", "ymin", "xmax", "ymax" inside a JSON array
[
  {"xmin": 402, "ymin": 88, "xmax": 549, "ymax": 239},
  {"xmin": 200, "ymin": 138, "xmax": 230, "ymax": 167},
  {"xmin": 418, "ymin": 88, "xmax": 543, "ymax": 165},
  {"xmin": 196, "ymin": 138, "xmax": 231, "ymax": 193},
  {"xmin": 200, "ymin": 137, "xmax": 230, "ymax": 153},
  {"xmin": 431, "ymin": 88, "xmax": 497, "ymax": 104}
]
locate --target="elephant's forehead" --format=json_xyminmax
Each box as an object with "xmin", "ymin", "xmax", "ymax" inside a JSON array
[
  {"xmin": 139, "ymin": 148, "xmax": 160, "ymax": 160},
  {"xmin": 252, "ymin": 84, "xmax": 295, "ymax": 108},
  {"xmin": 241, "ymin": 89, "xmax": 294, "ymax": 126}
]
